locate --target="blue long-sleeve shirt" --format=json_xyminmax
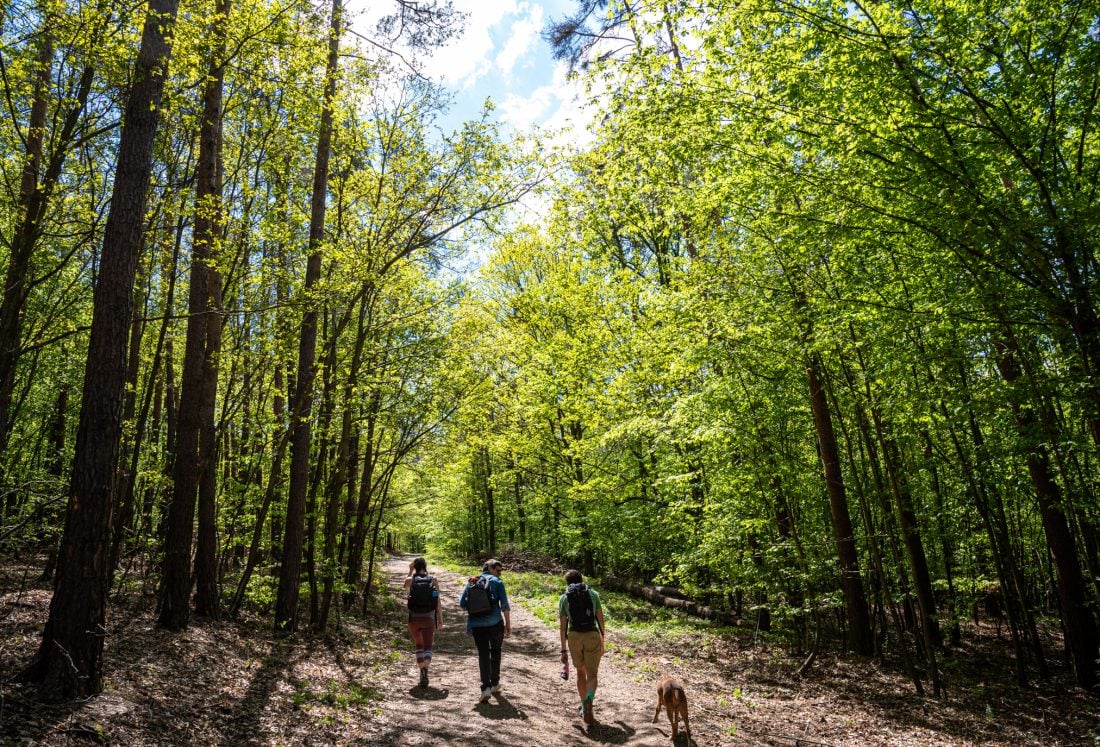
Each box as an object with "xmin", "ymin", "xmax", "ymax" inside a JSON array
[{"xmin": 459, "ymin": 572, "xmax": 510, "ymax": 634}]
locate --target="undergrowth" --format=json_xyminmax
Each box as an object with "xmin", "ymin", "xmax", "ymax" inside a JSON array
[{"xmin": 430, "ymin": 557, "xmax": 737, "ymax": 650}]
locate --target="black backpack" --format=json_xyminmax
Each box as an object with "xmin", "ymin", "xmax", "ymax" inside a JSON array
[
  {"xmin": 465, "ymin": 575, "xmax": 494, "ymax": 617},
  {"xmin": 566, "ymin": 582, "xmax": 596, "ymax": 632},
  {"xmin": 408, "ymin": 574, "xmax": 437, "ymax": 614}
]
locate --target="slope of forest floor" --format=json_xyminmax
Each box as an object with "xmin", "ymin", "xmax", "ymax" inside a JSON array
[{"xmin": 0, "ymin": 552, "xmax": 1096, "ymax": 745}]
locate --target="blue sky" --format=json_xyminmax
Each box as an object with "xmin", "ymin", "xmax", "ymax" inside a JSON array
[{"xmin": 350, "ymin": 0, "xmax": 590, "ymax": 139}]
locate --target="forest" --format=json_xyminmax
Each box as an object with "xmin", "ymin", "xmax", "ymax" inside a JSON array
[{"xmin": 0, "ymin": 0, "xmax": 1098, "ymax": 744}]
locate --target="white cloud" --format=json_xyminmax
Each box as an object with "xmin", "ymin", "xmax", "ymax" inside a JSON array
[
  {"xmin": 495, "ymin": 5, "xmax": 543, "ymax": 77},
  {"xmin": 499, "ymin": 61, "xmax": 593, "ymax": 148},
  {"xmin": 420, "ymin": 1, "xmax": 522, "ymax": 88},
  {"xmin": 499, "ymin": 87, "xmax": 554, "ymax": 132},
  {"xmin": 347, "ymin": 0, "xmax": 522, "ymax": 88},
  {"xmin": 346, "ymin": 1, "xmax": 593, "ymax": 140}
]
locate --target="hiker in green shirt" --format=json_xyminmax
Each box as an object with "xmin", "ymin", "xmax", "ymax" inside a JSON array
[{"xmin": 559, "ymin": 569, "xmax": 605, "ymax": 725}]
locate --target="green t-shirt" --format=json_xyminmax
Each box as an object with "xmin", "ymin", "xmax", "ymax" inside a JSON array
[{"xmin": 558, "ymin": 586, "xmax": 602, "ymax": 630}]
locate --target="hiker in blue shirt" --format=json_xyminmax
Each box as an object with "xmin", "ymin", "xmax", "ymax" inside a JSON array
[{"xmin": 459, "ymin": 558, "xmax": 511, "ymax": 702}]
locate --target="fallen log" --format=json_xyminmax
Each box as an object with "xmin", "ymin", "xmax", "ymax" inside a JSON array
[
  {"xmin": 601, "ymin": 577, "xmax": 739, "ymax": 624},
  {"xmin": 652, "ymin": 585, "xmax": 689, "ymax": 600}
]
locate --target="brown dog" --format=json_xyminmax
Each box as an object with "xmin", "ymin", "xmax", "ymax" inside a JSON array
[{"xmin": 652, "ymin": 676, "xmax": 691, "ymax": 741}]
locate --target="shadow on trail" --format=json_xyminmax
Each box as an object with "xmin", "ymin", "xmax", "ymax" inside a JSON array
[
  {"xmin": 408, "ymin": 684, "xmax": 449, "ymax": 700},
  {"xmin": 650, "ymin": 729, "xmax": 696, "ymax": 747},
  {"xmin": 476, "ymin": 692, "xmax": 528, "ymax": 720},
  {"xmin": 217, "ymin": 639, "xmax": 295, "ymax": 747},
  {"xmin": 575, "ymin": 719, "xmax": 637, "ymax": 744}
]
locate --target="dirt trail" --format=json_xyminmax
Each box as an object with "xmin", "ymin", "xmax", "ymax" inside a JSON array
[{"xmin": 375, "ymin": 555, "xmax": 696, "ymax": 747}]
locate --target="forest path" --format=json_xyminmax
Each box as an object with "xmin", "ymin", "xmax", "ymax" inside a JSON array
[{"xmin": 375, "ymin": 555, "xmax": 693, "ymax": 747}]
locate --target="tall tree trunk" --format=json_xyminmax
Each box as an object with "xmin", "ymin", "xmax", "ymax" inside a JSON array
[
  {"xmin": 155, "ymin": 337, "xmax": 178, "ymax": 543},
  {"xmin": 871, "ymin": 416, "xmax": 942, "ymax": 695},
  {"xmin": 850, "ymin": 405, "xmax": 913, "ymax": 632},
  {"xmin": 946, "ymin": 417, "xmax": 1032, "ymax": 684},
  {"xmin": 361, "ymin": 468, "xmax": 396, "ymax": 615},
  {"xmin": 805, "ymin": 351, "xmax": 873, "ymax": 655},
  {"xmin": 335, "ymin": 298, "xmax": 369, "ymax": 588},
  {"xmin": 118, "ymin": 190, "xmax": 186, "ymax": 581},
  {"xmin": 995, "ymin": 338, "xmax": 1099, "ymax": 690},
  {"xmin": 274, "ymin": 0, "xmax": 342, "ymax": 634},
  {"xmin": 318, "ymin": 301, "xmax": 366, "ymax": 630},
  {"xmin": 839, "ymin": 411, "xmax": 924, "ymax": 693},
  {"xmin": 343, "ymin": 392, "xmax": 380, "ymax": 607},
  {"xmin": 159, "ymin": 0, "xmax": 229, "ymax": 629},
  {"xmin": 25, "ymin": 0, "xmax": 180, "ymax": 699},
  {"xmin": 305, "ymin": 445, "xmax": 326, "ymax": 626},
  {"xmin": 266, "ymin": 181, "xmax": 291, "ymax": 562},
  {"xmin": 40, "ymin": 385, "xmax": 69, "ymax": 582},
  {"xmin": 922, "ymin": 431, "xmax": 961, "ymax": 646},
  {"xmin": 478, "ymin": 446, "xmax": 496, "ymax": 556},
  {"xmin": 316, "ymin": 401, "xmax": 350, "ymax": 631},
  {"xmin": 228, "ymin": 424, "xmax": 290, "ymax": 617},
  {"xmin": 950, "ymin": 356, "xmax": 1046, "ymax": 680},
  {"xmin": 193, "ymin": 271, "xmax": 225, "ymax": 619},
  {"xmin": 192, "ymin": 0, "xmax": 229, "ymax": 620},
  {"xmin": 508, "ymin": 454, "xmax": 526, "ymax": 543},
  {"xmin": 108, "ymin": 270, "xmax": 148, "ymax": 589}
]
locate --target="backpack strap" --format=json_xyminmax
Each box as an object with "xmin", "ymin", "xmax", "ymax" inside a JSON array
[{"xmin": 593, "ymin": 589, "xmax": 603, "ymax": 636}]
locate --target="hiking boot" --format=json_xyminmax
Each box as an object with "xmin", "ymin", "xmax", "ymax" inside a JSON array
[
  {"xmin": 418, "ymin": 669, "xmax": 429, "ymax": 688},
  {"xmin": 479, "ymin": 687, "xmax": 492, "ymax": 703},
  {"xmin": 582, "ymin": 700, "xmax": 594, "ymax": 725},
  {"xmin": 491, "ymin": 684, "xmax": 502, "ymax": 695}
]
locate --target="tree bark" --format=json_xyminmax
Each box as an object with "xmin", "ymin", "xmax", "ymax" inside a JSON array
[
  {"xmin": 108, "ymin": 262, "xmax": 149, "ymax": 589},
  {"xmin": 478, "ymin": 446, "xmax": 496, "ymax": 556},
  {"xmin": 994, "ymin": 339, "xmax": 1099, "ymax": 690},
  {"xmin": 40, "ymin": 385, "xmax": 69, "ymax": 582},
  {"xmin": 343, "ymin": 390, "xmax": 381, "ymax": 607},
  {"xmin": 26, "ymin": 0, "xmax": 180, "ymax": 699},
  {"xmin": 873, "ymin": 418, "xmax": 943, "ymax": 695},
  {"xmin": 274, "ymin": 0, "xmax": 342, "ymax": 634},
  {"xmin": 805, "ymin": 351, "xmax": 873, "ymax": 656},
  {"xmin": 159, "ymin": 0, "xmax": 229, "ymax": 628},
  {"xmin": 192, "ymin": 0, "xmax": 229, "ymax": 621}
]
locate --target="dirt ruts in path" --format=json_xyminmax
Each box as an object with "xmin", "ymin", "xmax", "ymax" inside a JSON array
[{"xmin": 371, "ymin": 555, "xmax": 699, "ymax": 747}]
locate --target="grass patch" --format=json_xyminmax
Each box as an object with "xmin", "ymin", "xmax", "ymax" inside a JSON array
[
  {"xmin": 432, "ymin": 557, "xmax": 734, "ymax": 646},
  {"xmin": 292, "ymin": 679, "xmax": 381, "ymax": 710}
]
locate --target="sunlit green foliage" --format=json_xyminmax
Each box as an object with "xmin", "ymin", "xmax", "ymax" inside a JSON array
[{"xmin": 416, "ymin": 0, "xmax": 1100, "ymax": 690}]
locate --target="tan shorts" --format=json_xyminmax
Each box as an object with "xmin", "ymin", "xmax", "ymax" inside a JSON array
[{"xmin": 567, "ymin": 629, "xmax": 603, "ymax": 674}]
